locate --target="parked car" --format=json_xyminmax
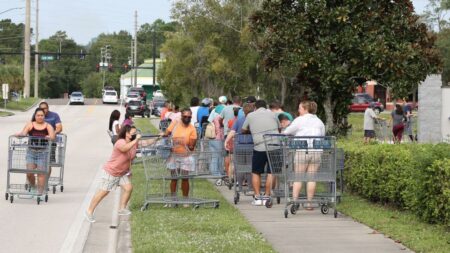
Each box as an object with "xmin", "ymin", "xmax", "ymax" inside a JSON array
[
  {"xmin": 129, "ymin": 87, "xmax": 147, "ymax": 101},
  {"xmin": 125, "ymin": 91, "xmax": 141, "ymax": 104},
  {"xmin": 349, "ymin": 93, "xmax": 384, "ymax": 114},
  {"xmin": 126, "ymin": 100, "xmax": 150, "ymax": 117},
  {"xmin": 69, "ymin": 91, "xmax": 85, "ymax": 105},
  {"xmin": 102, "ymin": 86, "xmax": 116, "ymax": 95},
  {"xmin": 102, "ymin": 90, "xmax": 118, "ymax": 104},
  {"xmin": 151, "ymin": 99, "xmax": 167, "ymax": 116}
]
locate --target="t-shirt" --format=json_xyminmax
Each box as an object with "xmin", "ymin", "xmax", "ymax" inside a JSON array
[
  {"xmin": 197, "ymin": 106, "xmax": 210, "ymax": 128},
  {"xmin": 363, "ymin": 108, "xmax": 377, "ymax": 130},
  {"xmin": 44, "ymin": 111, "xmax": 61, "ymax": 130},
  {"xmin": 103, "ymin": 139, "xmax": 137, "ymax": 177},
  {"xmin": 160, "ymin": 107, "xmax": 169, "ymax": 120},
  {"xmin": 190, "ymin": 106, "xmax": 200, "ymax": 125},
  {"xmin": 220, "ymin": 104, "xmax": 242, "ymax": 136},
  {"xmin": 242, "ymin": 108, "xmax": 280, "ymax": 151},
  {"xmin": 167, "ymin": 121, "xmax": 197, "ymax": 154},
  {"xmin": 391, "ymin": 111, "xmax": 404, "ymax": 127},
  {"xmin": 283, "ymin": 113, "xmax": 325, "ymax": 137},
  {"xmin": 112, "ymin": 120, "xmax": 120, "ymax": 135}
]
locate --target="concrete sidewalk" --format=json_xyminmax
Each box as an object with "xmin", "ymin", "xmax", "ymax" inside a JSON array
[{"xmin": 216, "ymin": 185, "xmax": 412, "ymax": 253}]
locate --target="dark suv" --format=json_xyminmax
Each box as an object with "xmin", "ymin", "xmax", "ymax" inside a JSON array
[
  {"xmin": 126, "ymin": 100, "xmax": 150, "ymax": 117},
  {"xmin": 129, "ymin": 87, "xmax": 147, "ymax": 101},
  {"xmin": 349, "ymin": 93, "xmax": 384, "ymax": 114}
]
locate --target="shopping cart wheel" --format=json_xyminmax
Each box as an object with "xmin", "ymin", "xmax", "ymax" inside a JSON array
[
  {"xmin": 141, "ymin": 203, "xmax": 149, "ymax": 211},
  {"xmin": 10, "ymin": 195, "xmax": 14, "ymax": 203},
  {"xmin": 53, "ymin": 186, "xmax": 56, "ymax": 194},
  {"xmin": 214, "ymin": 203, "xmax": 220, "ymax": 209},
  {"xmin": 193, "ymin": 205, "xmax": 200, "ymax": 210},
  {"xmin": 234, "ymin": 196, "xmax": 238, "ymax": 205},
  {"xmin": 45, "ymin": 195, "xmax": 48, "ymax": 202},
  {"xmin": 215, "ymin": 179, "xmax": 222, "ymax": 186},
  {"xmin": 290, "ymin": 204, "xmax": 298, "ymax": 215},
  {"xmin": 37, "ymin": 197, "xmax": 41, "ymax": 205},
  {"xmin": 334, "ymin": 209, "xmax": 338, "ymax": 218},
  {"xmin": 25, "ymin": 184, "xmax": 28, "ymax": 191},
  {"xmin": 284, "ymin": 209, "xmax": 288, "ymax": 218},
  {"xmin": 60, "ymin": 186, "xmax": 64, "ymax": 192},
  {"xmin": 5, "ymin": 193, "xmax": 8, "ymax": 200},
  {"xmin": 228, "ymin": 183, "xmax": 233, "ymax": 190},
  {"xmin": 277, "ymin": 197, "xmax": 281, "ymax": 204},
  {"xmin": 320, "ymin": 205, "xmax": 329, "ymax": 214},
  {"xmin": 265, "ymin": 199, "xmax": 273, "ymax": 208}
]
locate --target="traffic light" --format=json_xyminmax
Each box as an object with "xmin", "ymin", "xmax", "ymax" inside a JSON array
[
  {"xmin": 123, "ymin": 64, "xmax": 129, "ymax": 72},
  {"xmin": 96, "ymin": 64, "xmax": 100, "ymax": 72},
  {"xmin": 108, "ymin": 64, "xmax": 113, "ymax": 72}
]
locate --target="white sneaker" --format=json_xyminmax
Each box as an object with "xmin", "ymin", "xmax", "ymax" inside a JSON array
[
  {"xmin": 118, "ymin": 209, "xmax": 132, "ymax": 216},
  {"xmin": 252, "ymin": 197, "xmax": 266, "ymax": 206},
  {"xmin": 84, "ymin": 211, "xmax": 96, "ymax": 223},
  {"xmin": 163, "ymin": 204, "xmax": 172, "ymax": 208}
]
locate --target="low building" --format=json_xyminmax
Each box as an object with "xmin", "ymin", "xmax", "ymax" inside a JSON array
[{"xmin": 120, "ymin": 59, "xmax": 162, "ymax": 100}]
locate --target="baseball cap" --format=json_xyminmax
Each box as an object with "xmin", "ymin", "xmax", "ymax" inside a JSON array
[
  {"xmin": 202, "ymin": 98, "xmax": 211, "ymax": 106},
  {"xmin": 245, "ymin": 96, "xmax": 257, "ymax": 103},
  {"xmin": 219, "ymin": 96, "xmax": 227, "ymax": 104}
]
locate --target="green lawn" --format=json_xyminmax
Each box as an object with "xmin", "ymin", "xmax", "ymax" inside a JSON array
[
  {"xmin": 0, "ymin": 97, "xmax": 40, "ymax": 111},
  {"xmin": 130, "ymin": 118, "xmax": 275, "ymax": 253},
  {"xmin": 339, "ymin": 194, "xmax": 450, "ymax": 253}
]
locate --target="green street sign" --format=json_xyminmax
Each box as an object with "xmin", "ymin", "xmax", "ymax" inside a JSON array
[{"xmin": 41, "ymin": 55, "xmax": 54, "ymax": 61}]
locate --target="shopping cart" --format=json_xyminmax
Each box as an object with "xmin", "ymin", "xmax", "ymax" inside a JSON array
[
  {"xmin": 159, "ymin": 119, "xmax": 171, "ymax": 133},
  {"xmin": 5, "ymin": 136, "xmax": 52, "ymax": 204},
  {"xmin": 48, "ymin": 134, "xmax": 67, "ymax": 194},
  {"xmin": 374, "ymin": 119, "xmax": 389, "ymax": 143},
  {"xmin": 195, "ymin": 139, "xmax": 226, "ymax": 178},
  {"xmin": 264, "ymin": 135, "xmax": 338, "ymax": 218},
  {"xmin": 140, "ymin": 136, "xmax": 219, "ymax": 211}
]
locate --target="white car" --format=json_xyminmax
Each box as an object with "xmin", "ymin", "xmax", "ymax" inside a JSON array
[
  {"xmin": 102, "ymin": 90, "xmax": 118, "ymax": 104},
  {"xmin": 125, "ymin": 92, "xmax": 141, "ymax": 104},
  {"xmin": 69, "ymin": 91, "xmax": 84, "ymax": 105}
]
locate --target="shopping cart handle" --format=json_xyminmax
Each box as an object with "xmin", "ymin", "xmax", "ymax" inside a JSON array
[
  {"xmin": 263, "ymin": 134, "xmax": 287, "ymax": 137},
  {"xmin": 140, "ymin": 134, "xmax": 161, "ymax": 138}
]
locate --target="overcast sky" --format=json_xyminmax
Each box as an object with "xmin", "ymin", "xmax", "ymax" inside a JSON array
[{"xmin": 0, "ymin": 0, "xmax": 431, "ymax": 45}]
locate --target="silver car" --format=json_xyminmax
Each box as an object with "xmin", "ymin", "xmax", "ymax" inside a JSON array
[{"xmin": 69, "ymin": 91, "xmax": 85, "ymax": 105}]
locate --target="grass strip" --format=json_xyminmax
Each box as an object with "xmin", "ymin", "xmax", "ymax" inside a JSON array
[
  {"xmin": 0, "ymin": 111, "xmax": 13, "ymax": 117},
  {"xmin": 2, "ymin": 97, "xmax": 40, "ymax": 111},
  {"xmin": 130, "ymin": 118, "xmax": 275, "ymax": 253},
  {"xmin": 340, "ymin": 190, "xmax": 450, "ymax": 253}
]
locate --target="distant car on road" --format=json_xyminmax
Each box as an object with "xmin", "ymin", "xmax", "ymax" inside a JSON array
[
  {"xmin": 102, "ymin": 86, "xmax": 116, "ymax": 96},
  {"xmin": 151, "ymin": 99, "xmax": 166, "ymax": 116},
  {"xmin": 102, "ymin": 90, "xmax": 118, "ymax": 104},
  {"xmin": 153, "ymin": 90, "xmax": 164, "ymax": 98},
  {"xmin": 69, "ymin": 91, "xmax": 85, "ymax": 105},
  {"xmin": 126, "ymin": 100, "xmax": 150, "ymax": 118},
  {"xmin": 129, "ymin": 87, "xmax": 147, "ymax": 101},
  {"xmin": 349, "ymin": 93, "xmax": 384, "ymax": 114},
  {"xmin": 125, "ymin": 92, "xmax": 141, "ymax": 104}
]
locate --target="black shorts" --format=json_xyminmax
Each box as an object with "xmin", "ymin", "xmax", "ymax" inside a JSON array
[
  {"xmin": 364, "ymin": 130, "xmax": 375, "ymax": 138},
  {"xmin": 252, "ymin": 150, "xmax": 271, "ymax": 174}
]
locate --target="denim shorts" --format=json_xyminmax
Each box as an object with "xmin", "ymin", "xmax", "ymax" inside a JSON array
[{"xmin": 26, "ymin": 149, "xmax": 49, "ymax": 169}]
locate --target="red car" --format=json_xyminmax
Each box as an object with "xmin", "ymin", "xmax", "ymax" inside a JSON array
[{"xmin": 349, "ymin": 93, "xmax": 384, "ymax": 114}]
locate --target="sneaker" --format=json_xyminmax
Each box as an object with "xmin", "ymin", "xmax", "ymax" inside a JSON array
[
  {"xmin": 118, "ymin": 209, "xmax": 132, "ymax": 216},
  {"xmin": 163, "ymin": 204, "xmax": 172, "ymax": 208},
  {"xmin": 252, "ymin": 197, "xmax": 266, "ymax": 206},
  {"xmin": 84, "ymin": 211, "xmax": 96, "ymax": 223}
]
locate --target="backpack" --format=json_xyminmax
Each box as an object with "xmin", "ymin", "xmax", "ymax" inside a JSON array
[{"xmin": 204, "ymin": 122, "xmax": 216, "ymax": 139}]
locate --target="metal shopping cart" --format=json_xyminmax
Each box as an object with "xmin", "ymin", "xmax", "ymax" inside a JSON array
[
  {"xmin": 374, "ymin": 119, "xmax": 389, "ymax": 143},
  {"xmin": 140, "ymin": 136, "xmax": 219, "ymax": 211},
  {"xmin": 5, "ymin": 136, "xmax": 52, "ymax": 204},
  {"xmin": 48, "ymin": 134, "xmax": 67, "ymax": 194},
  {"xmin": 264, "ymin": 135, "xmax": 338, "ymax": 218}
]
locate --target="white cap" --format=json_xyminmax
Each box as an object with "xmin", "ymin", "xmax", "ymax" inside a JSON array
[{"xmin": 219, "ymin": 96, "xmax": 227, "ymax": 104}]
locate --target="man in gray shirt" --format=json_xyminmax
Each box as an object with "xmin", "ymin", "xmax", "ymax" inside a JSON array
[
  {"xmin": 363, "ymin": 102, "xmax": 381, "ymax": 143},
  {"xmin": 242, "ymin": 100, "xmax": 280, "ymax": 205}
]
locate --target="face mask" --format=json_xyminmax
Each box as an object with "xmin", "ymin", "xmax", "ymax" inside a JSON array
[
  {"xmin": 181, "ymin": 117, "xmax": 191, "ymax": 125},
  {"xmin": 130, "ymin": 134, "xmax": 137, "ymax": 141}
]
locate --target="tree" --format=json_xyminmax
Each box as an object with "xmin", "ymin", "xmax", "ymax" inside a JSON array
[
  {"xmin": 250, "ymin": 0, "xmax": 440, "ymax": 134},
  {"xmin": 80, "ymin": 72, "xmax": 103, "ymax": 98},
  {"xmin": 0, "ymin": 64, "xmax": 23, "ymax": 91},
  {"xmin": 137, "ymin": 19, "xmax": 179, "ymax": 61},
  {"xmin": 158, "ymin": 0, "xmax": 265, "ymax": 106},
  {"xmin": 0, "ymin": 19, "xmax": 25, "ymax": 64}
]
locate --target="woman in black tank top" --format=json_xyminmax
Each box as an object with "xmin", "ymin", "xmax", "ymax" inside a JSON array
[{"xmin": 16, "ymin": 108, "xmax": 55, "ymax": 194}]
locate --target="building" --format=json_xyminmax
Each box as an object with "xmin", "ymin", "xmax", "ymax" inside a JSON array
[{"xmin": 120, "ymin": 59, "xmax": 162, "ymax": 100}]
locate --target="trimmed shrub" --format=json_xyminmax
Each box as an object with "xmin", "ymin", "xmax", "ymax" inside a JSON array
[{"xmin": 342, "ymin": 143, "xmax": 450, "ymax": 226}]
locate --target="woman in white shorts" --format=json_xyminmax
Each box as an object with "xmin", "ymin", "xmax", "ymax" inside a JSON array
[
  {"xmin": 85, "ymin": 125, "xmax": 141, "ymax": 223},
  {"xmin": 283, "ymin": 101, "xmax": 325, "ymax": 210}
]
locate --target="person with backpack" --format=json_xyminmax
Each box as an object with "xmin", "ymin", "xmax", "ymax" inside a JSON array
[{"xmin": 197, "ymin": 98, "xmax": 211, "ymax": 137}]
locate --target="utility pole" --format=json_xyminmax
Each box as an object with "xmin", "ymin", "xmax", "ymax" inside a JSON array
[
  {"xmin": 134, "ymin": 10, "xmax": 138, "ymax": 87},
  {"xmin": 23, "ymin": 0, "xmax": 31, "ymax": 98},
  {"xmin": 34, "ymin": 0, "xmax": 39, "ymax": 98},
  {"xmin": 129, "ymin": 41, "xmax": 133, "ymax": 88},
  {"xmin": 101, "ymin": 46, "xmax": 105, "ymax": 90},
  {"xmin": 152, "ymin": 29, "xmax": 156, "ymax": 85}
]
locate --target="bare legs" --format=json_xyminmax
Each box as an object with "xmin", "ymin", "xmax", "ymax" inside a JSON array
[{"xmin": 252, "ymin": 173, "xmax": 273, "ymax": 196}]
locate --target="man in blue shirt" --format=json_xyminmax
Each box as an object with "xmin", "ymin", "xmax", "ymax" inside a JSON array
[{"xmin": 39, "ymin": 101, "xmax": 63, "ymax": 134}]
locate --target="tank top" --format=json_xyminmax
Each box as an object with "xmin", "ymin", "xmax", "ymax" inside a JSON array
[{"xmin": 28, "ymin": 122, "xmax": 49, "ymax": 147}]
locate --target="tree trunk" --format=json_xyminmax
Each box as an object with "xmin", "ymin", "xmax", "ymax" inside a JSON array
[
  {"xmin": 323, "ymin": 92, "xmax": 334, "ymax": 133},
  {"xmin": 280, "ymin": 74, "xmax": 287, "ymax": 105}
]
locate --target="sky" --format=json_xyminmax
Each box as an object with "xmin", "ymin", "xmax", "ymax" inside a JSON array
[{"xmin": 0, "ymin": 0, "xmax": 431, "ymax": 46}]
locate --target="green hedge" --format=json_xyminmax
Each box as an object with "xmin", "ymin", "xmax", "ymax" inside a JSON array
[{"xmin": 341, "ymin": 143, "xmax": 450, "ymax": 227}]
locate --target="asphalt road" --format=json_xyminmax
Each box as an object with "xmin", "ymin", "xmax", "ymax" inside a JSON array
[{"xmin": 0, "ymin": 99, "xmax": 123, "ymax": 252}]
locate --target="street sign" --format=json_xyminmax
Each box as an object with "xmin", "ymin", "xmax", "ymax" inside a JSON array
[
  {"xmin": 2, "ymin": 83, "xmax": 8, "ymax": 100},
  {"xmin": 41, "ymin": 55, "xmax": 54, "ymax": 61}
]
